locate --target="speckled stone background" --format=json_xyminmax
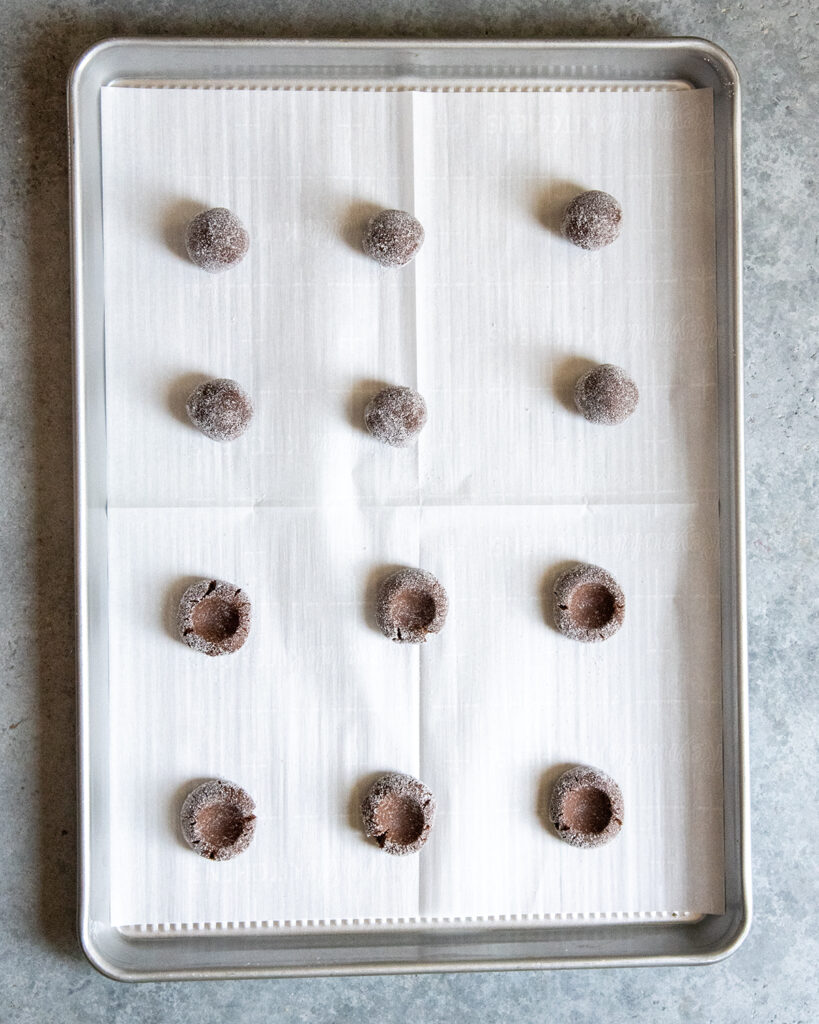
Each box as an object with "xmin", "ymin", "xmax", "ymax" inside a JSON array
[{"xmin": 0, "ymin": 1, "xmax": 816, "ymax": 1021}]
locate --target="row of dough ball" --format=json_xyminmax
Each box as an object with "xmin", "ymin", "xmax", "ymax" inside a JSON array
[
  {"xmin": 176, "ymin": 561, "xmax": 625, "ymax": 660},
  {"xmin": 180, "ymin": 763, "xmax": 624, "ymax": 863},
  {"xmin": 185, "ymin": 364, "xmax": 639, "ymax": 449},
  {"xmin": 183, "ymin": 190, "xmax": 622, "ymax": 275}
]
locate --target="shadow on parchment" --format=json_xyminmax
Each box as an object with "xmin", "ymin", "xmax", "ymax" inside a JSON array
[{"xmin": 536, "ymin": 762, "xmax": 579, "ymax": 837}]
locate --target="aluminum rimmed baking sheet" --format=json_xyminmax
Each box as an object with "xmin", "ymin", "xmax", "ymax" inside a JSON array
[{"xmin": 70, "ymin": 38, "xmax": 748, "ymax": 980}]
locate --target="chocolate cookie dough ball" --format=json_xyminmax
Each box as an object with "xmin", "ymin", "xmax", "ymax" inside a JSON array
[
  {"xmin": 363, "ymin": 209, "xmax": 424, "ymax": 267},
  {"xmin": 186, "ymin": 378, "xmax": 254, "ymax": 441},
  {"xmin": 185, "ymin": 207, "xmax": 249, "ymax": 272},
  {"xmin": 561, "ymin": 190, "xmax": 622, "ymax": 250},
  {"xmin": 177, "ymin": 579, "xmax": 251, "ymax": 656},
  {"xmin": 361, "ymin": 772, "xmax": 436, "ymax": 855},
  {"xmin": 180, "ymin": 779, "xmax": 257, "ymax": 861},
  {"xmin": 574, "ymin": 364, "xmax": 638, "ymax": 425},
  {"xmin": 376, "ymin": 567, "xmax": 448, "ymax": 644},
  {"xmin": 549, "ymin": 764, "xmax": 623, "ymax": 849},
  {"xmin": 553, "ymin": 563, "xmax": 624, "ymax": 643},
  {"xmin": 364, "ymin": 386, "xmax": 427, "ymax": 448}
]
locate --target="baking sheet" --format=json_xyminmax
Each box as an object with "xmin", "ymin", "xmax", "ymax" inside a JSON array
[{"xmin": 100, "ymin": 85, "xmax": 724, "ymax": 928}]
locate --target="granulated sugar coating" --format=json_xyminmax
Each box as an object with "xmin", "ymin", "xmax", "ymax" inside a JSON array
[
  {"xmin": 361, "ymin": 772, "xmax": 437, "ymax": 855},
  {"xmin": 184, "ymin": 207, "xmax": 249, "ymax": 272},
  {"xmin": 553, "ymin": 563, "xmax": 625, "ymax": 643},
  {"xmin": 376, "ymin": 567, "xmax": 448, "ymax": 644},
  {"xmin": 362, "ymin": 209, "xmax": 425, "ymax": 267},
  {"xmin": 364, "ymin": 386, "xmax": 427, "ymax": 448},
  {"xmin": 561, "ymin": 190, "xmax": 622, "ymax": 250},
  {"xmin": 548, "ymin": 764, "xmax": 624, "ymax": 849},
  {"xmin": 574, "ymin": 364, "xmax": 639, "ymax": 425},
  {"xmin": 186, "ymin": 378, "xmax": 254, "ymax": 442},
  {"xmin": 177, "ymin": 579, "xmax": 251, "ymax": 656},
  {"xmin": 180, "ymin": 779, "xmax": 257, "ymax": 861}
]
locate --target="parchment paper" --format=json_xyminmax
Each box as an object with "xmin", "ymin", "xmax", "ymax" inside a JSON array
[{"xmin": 101, "ymin": 85, "xmax": 723, "ymax": 927}]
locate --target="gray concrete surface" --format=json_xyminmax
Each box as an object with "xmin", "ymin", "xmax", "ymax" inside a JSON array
[{"xmin": 0, "ymin": 1, "xmax": 816, "ymax": 1021}]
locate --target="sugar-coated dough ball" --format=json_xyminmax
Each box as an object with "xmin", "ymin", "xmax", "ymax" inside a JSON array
[
  {"xmin": 553, "ymin": 562, "xmax": 625, "ymax": 643},
  {"xmin": 185, "ymin": 207, "xmax": 249, "ymax": 272},
  {"xmin": 360, "ymin": 772, "xmax": 437, "ymax": 855},
  {"xmin": 364, "ymin": 385, "xmax": 427, "ymax": 448},
  {"xmin": 177, "ymin": 578, "xmax": 252, "ymax": 656},
  {"xmin": 180, "ymin": 779, "xmax": 257, "ymax": 860},
  {"xmin": 549, "ymin": 764, "xmax": 623, "ymax": 849},
  {"xmin": 376, "ymin": 567, "xmax": 448, "ymax": 644},
  {"xmin": 561, "ymin": 190, "xmax": 622, "ymax": 250},
  {"xmin": 574, "ymin": 364, "xmax": 638, "ymax": 425},
  {"xmin": 186, "ymin": 378, "xmax": 254, "ymax": 442},
  {"xmin": 363, "ymin": 209, "xmax": 424, "ymax": 267}
]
